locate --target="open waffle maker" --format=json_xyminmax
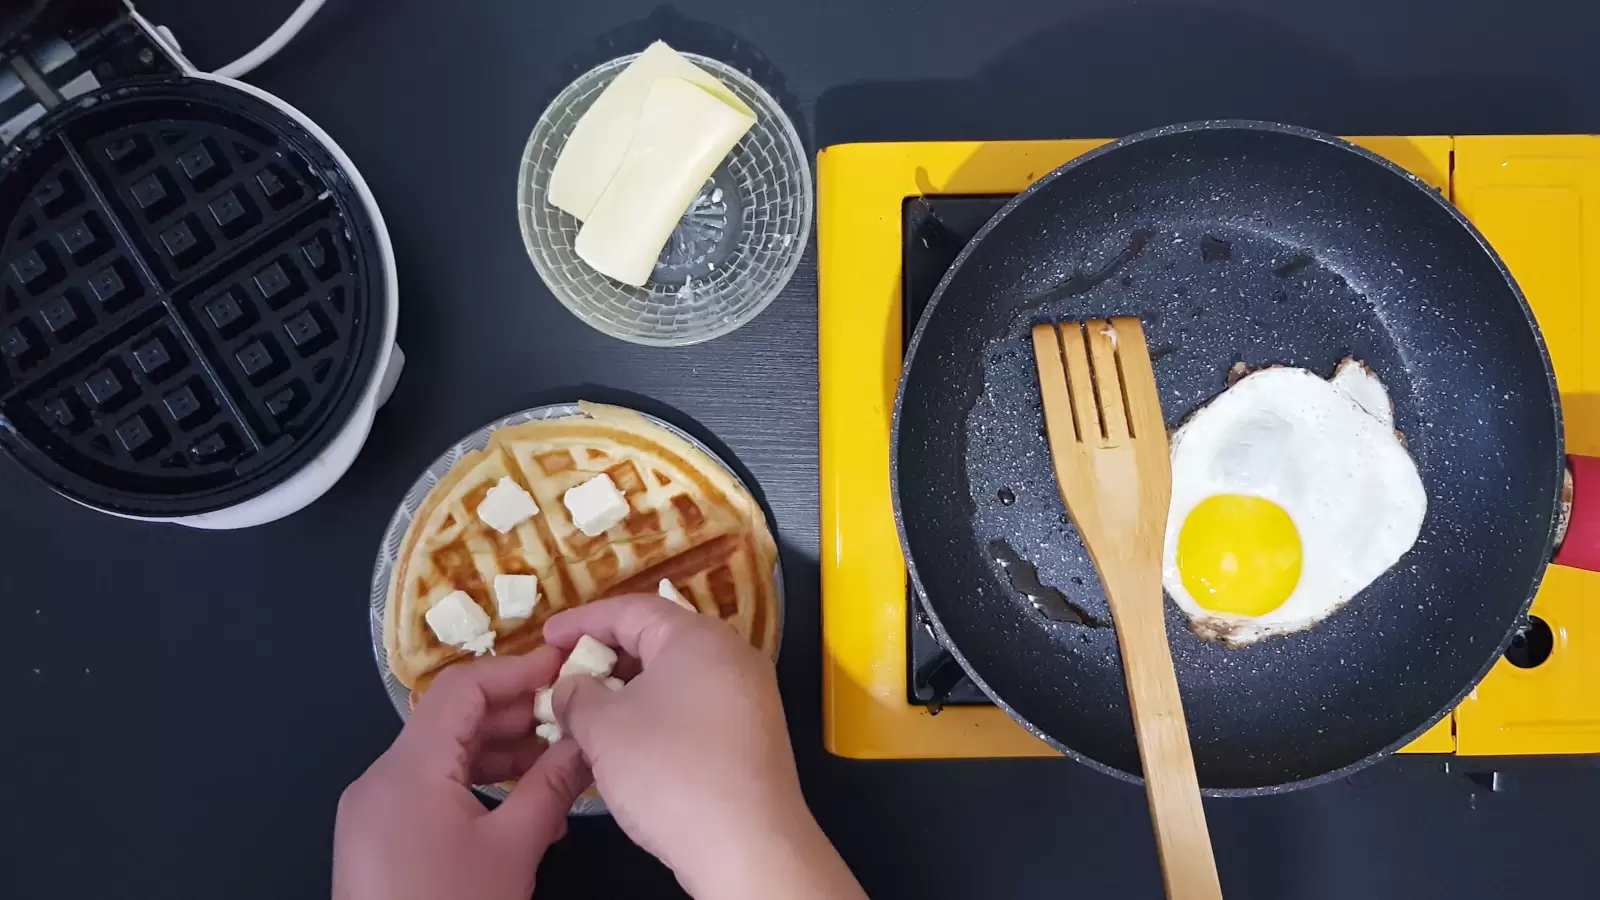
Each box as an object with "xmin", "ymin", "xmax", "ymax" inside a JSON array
[{"xmin": 0, "ymin": 0, "xmax": 400, "ymax": 528}]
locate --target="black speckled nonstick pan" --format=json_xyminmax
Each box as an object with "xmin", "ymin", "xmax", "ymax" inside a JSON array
[{"xmin": 891, "ymin": 121, "xmax": 1587, "ymax": 795}]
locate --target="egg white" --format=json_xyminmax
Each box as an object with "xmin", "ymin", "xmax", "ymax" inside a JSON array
[{"xmin": 1162, "ymin": 361, "xmax": 1426, "ymax": 646}]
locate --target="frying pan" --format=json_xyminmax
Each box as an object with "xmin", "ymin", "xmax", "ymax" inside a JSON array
[{"xmin": 892, "ymin": 121, "xmax": 1591, "ymax": 795}]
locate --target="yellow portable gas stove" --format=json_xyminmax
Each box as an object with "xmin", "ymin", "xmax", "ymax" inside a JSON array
[{"xmin": 818, "ymin": 135, "xmax": 1600, "ymax": 761}]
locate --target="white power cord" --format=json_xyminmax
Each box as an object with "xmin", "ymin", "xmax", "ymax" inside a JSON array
[{"xmin": 214, "ymin": 0, "xmax": 327, "ymax": 80}]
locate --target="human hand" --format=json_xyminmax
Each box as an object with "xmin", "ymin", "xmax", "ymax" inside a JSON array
[
  {"xmin": 333, "ymin": 648, "xmax": 591, "ymax": 900},
  {"xmin": 547, "ymin": 595, "xmax": 867, "ymax": 900}
]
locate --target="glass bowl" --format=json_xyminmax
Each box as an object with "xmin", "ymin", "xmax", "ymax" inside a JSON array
[{"xmin": 517, "ymin": 52, "xmax": 811, "ymax": 346}]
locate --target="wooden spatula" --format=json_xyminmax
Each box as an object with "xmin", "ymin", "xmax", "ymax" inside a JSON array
[{"xmin": 1031, "ymin": 317, "xmax": 1223, "ymax": 900}]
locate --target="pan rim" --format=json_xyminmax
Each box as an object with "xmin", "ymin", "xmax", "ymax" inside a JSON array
[{"xmin": 889, "ymin": 118, "xmax": 1565, "ymax": 796}]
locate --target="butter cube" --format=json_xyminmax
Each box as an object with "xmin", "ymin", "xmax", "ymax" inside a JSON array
[
  {"xmin": 559, "ymin": 634, "xmax": 619, "ymax": 679},
  {"xmin": 563, "ymin": 474, "xmax": 630, "ymax": 536},
  {"xmin": 425, "ymin": 591, "xmax": 494, "ymax": 655},
  {"xmin": 493, "ymin": 574, "xmax": 541, "ymax": 620},
  {"xmin": 658, "ymin": 578, "xmax": 694, "ymax": 611},
  {"xmin": 477, "ymin": 476, "xmax": 539, "ymax": 533}
]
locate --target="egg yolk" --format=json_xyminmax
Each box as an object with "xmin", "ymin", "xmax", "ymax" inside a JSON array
[{"xmin": 1177, "ymin": 494, "xmax": 1302, "ymax": 617}]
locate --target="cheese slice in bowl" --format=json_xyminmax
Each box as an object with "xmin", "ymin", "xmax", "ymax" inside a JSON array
[
  {"xmin": 574, "ymin": 77, "xmax": 756, "ymax": 286},
  {"xmin": 548, "ymin": 41, "xmax": 753, "ymax": 222}
]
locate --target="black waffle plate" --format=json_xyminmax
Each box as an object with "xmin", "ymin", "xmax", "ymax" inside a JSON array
[{"xmin": 0, "ymin": 78, "xmax": 385, "ymax": 517}]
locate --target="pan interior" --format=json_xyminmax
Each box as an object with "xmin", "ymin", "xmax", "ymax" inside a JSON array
[{"xmin": 896, "ymin": 125, "xmax": 1561, "ymax": 792}]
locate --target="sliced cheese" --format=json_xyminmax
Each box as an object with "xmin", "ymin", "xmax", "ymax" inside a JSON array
[
  {"xmin": 549, "ymin": 41, "xmax": 753, "ymax": 222},
  {"xmin": 574, "ymin": 77, "xmax": 756, "ymax": 286}
]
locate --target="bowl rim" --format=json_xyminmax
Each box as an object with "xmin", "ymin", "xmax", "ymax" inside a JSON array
[{"xmin": 515, "ymin": 50, "xmax": 813, "ymax": 347}]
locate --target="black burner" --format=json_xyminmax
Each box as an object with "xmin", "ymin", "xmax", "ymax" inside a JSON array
[{"xmin": 902, "ymin": 194, "xmax": 1011, "ymax": 709}]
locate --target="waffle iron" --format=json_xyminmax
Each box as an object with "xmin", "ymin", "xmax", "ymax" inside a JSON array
[{"xmin": 0, "ymin": 1, "xmax": 400, "ymax": 528}]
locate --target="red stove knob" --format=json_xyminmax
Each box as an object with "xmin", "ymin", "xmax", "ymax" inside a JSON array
[{"xmin": 1554, "ymin": 455, "xmax": 1600, "ymax": 571}]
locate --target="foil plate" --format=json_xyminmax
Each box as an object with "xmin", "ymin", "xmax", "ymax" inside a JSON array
[{"xmin": 368, "ymin": 403, "xmax": 784, "ymax": 813}]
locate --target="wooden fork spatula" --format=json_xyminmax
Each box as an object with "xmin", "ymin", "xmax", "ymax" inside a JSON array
[{"xmin": 1031, "ymin": 317, "xmax": 1223, "ymax": 900}]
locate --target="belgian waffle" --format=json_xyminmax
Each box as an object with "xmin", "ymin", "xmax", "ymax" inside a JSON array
[{"xmin": 384, "ymin": 402, "xmax": 779, "ymax": 693}]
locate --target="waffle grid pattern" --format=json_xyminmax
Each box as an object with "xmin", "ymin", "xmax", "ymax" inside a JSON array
[{"xmin": 0, "ymin": 89, "xmax": 378, "ymax": 514}]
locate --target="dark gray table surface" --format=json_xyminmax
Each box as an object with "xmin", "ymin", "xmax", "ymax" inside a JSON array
[{"xmin": 6, "ymin": 1, "xmax": 1600, "ymax": 897}]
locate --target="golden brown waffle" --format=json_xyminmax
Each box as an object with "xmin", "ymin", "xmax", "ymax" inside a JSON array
[{"xmin": 384, "ymin": 402, "xmax": 780, "ymax": 694}]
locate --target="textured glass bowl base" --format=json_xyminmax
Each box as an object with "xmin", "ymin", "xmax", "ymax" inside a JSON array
[{"xmin": 517, "ymin": 52, "xmax": 812, "ymax": 346}]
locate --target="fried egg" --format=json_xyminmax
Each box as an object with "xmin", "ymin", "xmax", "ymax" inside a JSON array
[{"xmin": 1162, "ymin": 359, "xmax": 1426, "ymax": 646}]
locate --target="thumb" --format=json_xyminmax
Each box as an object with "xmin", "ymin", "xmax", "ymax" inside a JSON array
[
  {"xmin": 489, "ymin": 737, "xmax": 590, "ymax": 849},
  {"xmin": 551, "ymin": 674, "xmax": 619, "ymax": 748}
]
